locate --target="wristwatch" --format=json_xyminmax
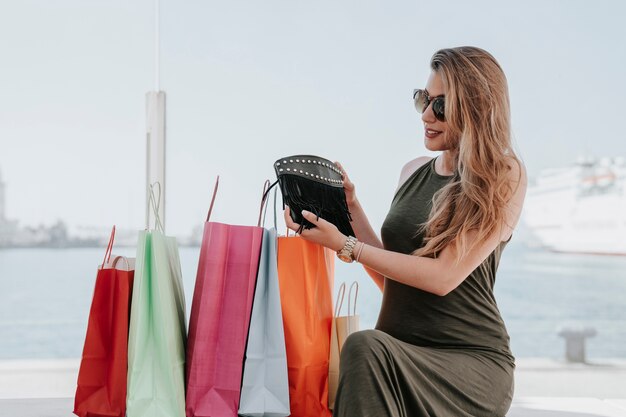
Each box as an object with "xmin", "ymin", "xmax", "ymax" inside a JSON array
[{"xmin": 337, "ymin": 236, "xmax": 358, "ymax": 263}]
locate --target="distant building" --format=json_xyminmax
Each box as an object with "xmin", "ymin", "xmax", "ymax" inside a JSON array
[
  {"xmin": 0, "ymin": 167, "xmax": 20, "ymax": 247},
  {"xmin": 0, "ymin": 166, "xmax": 199, "ymax": 248},
  {"xmin": 0, "ymin": 167, "xmax": 70, "ymax": 248}
]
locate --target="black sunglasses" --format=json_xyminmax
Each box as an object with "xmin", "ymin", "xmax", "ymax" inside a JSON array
[{"xmin": 413, "ymin": 89, "xmax": 445, "ymax": 121}]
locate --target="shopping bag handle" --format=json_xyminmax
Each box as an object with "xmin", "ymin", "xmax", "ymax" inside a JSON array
[
  {"xmin": 110, "ymin": 255, "xmax": 131, "ymax": 270},
  {"xmin": 101, "ymin": 225, "xmax": 116, "ymax": 269},
  {"xmin": 148, "ymin": 182, "xmax": 164, "ymax": 232},
  {"xmin": 260, "ymin": 183, "xmax": 279, "ymax": 229},
  {"xmin": 334, "ymin": 282, "xmax": 346, "ymax": 317},
  {"xmin": 273, "ymin": 188, "xmax": 278, "ymax": 229},
  {"xmin": 258, "ymin": 179, "xmax": 271, "ymax": 227},
  {"xmin": 206, "ymin": 176, "xmax": 220, "ymax": 222},
  {"xmin": 348, "ymin": 281, "xmax": 359, "ymax": 316}
]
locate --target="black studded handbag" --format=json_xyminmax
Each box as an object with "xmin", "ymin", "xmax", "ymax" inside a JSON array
[{"xmin": 271, "ymin": 155, "xmax": 355, "ymax": 237}]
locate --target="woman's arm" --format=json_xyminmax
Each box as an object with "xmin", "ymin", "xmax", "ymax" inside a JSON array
[
  {"xmin": 334, "ymin": 158, "xmax": 433, "ymax": 291},
  {"xmin": 335, "ymin": 161, "xmax": 382, "ymax": 249},
  {"xmin": 287, "ymin": 160, "xmax": 527, "ymax": 296},
  {"xmin": 344, "ymin": 198, "xmax": 385, "ymax": 291},
  {"xmin": 334, "ymin": 162, "xmax": 385, "ymax": 290}
]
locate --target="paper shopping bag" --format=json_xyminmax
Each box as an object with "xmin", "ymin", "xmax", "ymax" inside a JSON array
[
  {"xmin": 239, "ymin": 188, "xmax": 290, "ymax": 417},
  {"xmin": 74, "ymin": 226, "xmax": 134, "ymax": 417},
  {"xmin": 328, "ymin": 281, "xmax": 359, "ymax": 409},
  {"xmin": 186, "ymin": 177, "xmax": 266, "ymax": 417},
  {"xmin": 277, "ymin": 236, "xmax": 334, "ymax": 417},
  {"xmin": 126, "ymin": 185, "xmax": 187, "ymax": 417}
]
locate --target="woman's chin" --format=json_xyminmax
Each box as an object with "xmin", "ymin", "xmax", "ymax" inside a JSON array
[{"xmin": 424, "ymin": 137, "xmax": 445, "ymax": 152}]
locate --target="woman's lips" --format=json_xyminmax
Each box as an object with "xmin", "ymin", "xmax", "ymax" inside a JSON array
[{"xmin": 425, "ymin": 128, "xmax": 442, "ymax": 139}]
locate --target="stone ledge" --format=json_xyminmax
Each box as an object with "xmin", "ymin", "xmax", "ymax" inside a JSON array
[
  {"xmin": 508, "ymin": 397, "xmax": 626, "ymax": 417},
  {"xmin": 1, "ymin": 397, "xmax": 626, "ymax": 417}
]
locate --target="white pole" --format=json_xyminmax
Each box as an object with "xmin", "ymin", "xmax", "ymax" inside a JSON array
[
  {"xmin": 155, "ymin": 0, "xmax": 160, "ymax": 91},
  {"xmin": 145, "ymin": 93, "xmax": 166, "ymax": 230},
  {"xmin": 0, "ymin": 168, "xmax": 5, "ymax": 222},
  {"xmin": 145, "ymin": 0, "xmax": 166, "ymax": 230}
]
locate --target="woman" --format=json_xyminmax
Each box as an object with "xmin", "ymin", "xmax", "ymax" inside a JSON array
[{"xmin": 284, "ymin": 46, "xmax": 527, "ymax": 416}]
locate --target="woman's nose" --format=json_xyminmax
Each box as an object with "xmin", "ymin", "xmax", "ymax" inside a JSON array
[{"xmin": 421, "ymin": 102, "xmax": 436, "ymax": 124}]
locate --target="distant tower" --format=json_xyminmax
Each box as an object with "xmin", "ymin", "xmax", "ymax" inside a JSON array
[{"xmin": 0, "ymin": 167, "xmax": 5, "ymax": 221}]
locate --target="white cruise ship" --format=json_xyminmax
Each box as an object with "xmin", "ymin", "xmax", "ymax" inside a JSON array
[{"xmin": 522, "ymin": 156, "xmax": 626, "ymax": 255}]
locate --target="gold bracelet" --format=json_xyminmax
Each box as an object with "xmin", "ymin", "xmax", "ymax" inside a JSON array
[{"xmin": 355, "ymin": 242, "xmax": 365, "ymax": 263}]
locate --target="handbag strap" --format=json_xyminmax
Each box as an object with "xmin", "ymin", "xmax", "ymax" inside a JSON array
[
  {"xmin": 260, "ymin": 178, "xmax": 279, "ymax": 225},
  {"xmin": 261, "ymin": 186, "xmax": 279, "ymax": 229},
  {"xmin": 348, "ymin": 281, "xmax": 359, "ymax": 316},
  {"xmin": 334, "ymin": 282, "xmax": 346, "ymax": 318},
  {"xmin": 148, "ymin": 182, "xmax": 164, "ymax": 232},
  {"xmin": 257, "ymin": 178, "xmax": 286, "ymax": 234},
  {"xmin": 206, "ymin": 176, "xmax": 220, "ymax": 222},
  {"xmin": 101, "ymin": 225, "xmax": 116, "ymax": 269},
  {"xmin": 273, "ymin": 188, "xmax": 278, "ymax": 229},
  {"xmin": 261, "ymin": 183, "xmax": 270, "ymax": 227}
]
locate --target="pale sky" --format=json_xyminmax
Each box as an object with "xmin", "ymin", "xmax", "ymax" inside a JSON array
[{"xmin": 1, "ymin": 0, "xmax": 625, "ymax": 237}]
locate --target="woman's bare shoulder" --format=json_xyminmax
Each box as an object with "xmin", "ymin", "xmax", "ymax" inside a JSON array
[
  {"xmin": 397, "ymin": 156, "xmax": 433, "ymax": 189},
  {"xmin": 505, "ymin": 155, "xmax": 527, "ymax": 191},
  {"xmin": 501, "ymin": 156, "xmax": 528, "ymax": 241}
]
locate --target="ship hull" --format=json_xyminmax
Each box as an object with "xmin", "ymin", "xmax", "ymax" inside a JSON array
[{"xmin": 523, "ymin": 159, "xmax": 626, "ymax": 256}]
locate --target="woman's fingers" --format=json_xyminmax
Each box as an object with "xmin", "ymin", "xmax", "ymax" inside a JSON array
[
  {"xmin": 334, "ymin": 161, "xmax": 352, "ymax": 187},
  {"xmin": 285, "ymin": 207, "xmax": 322, "ymax": 232},
  {"xmin": 334, "ymin": 161, "xmax": 349, "ymax": 180},
  {"xmin": 335, "ymin": 161, "xmax": 356, "ymax": 204},
  {"xmin": 285, "ymin": 207, "xmax": 326, "ymax": 231},
  {"xmin": 301, "ymin": 210, "xmax": 319, "ymax": 225},
  {"xmin": 283, "ymin": 206, "xmax": 300, "ymax": 231},
  {"xmin": 335, "ymin": 161, "xmax": 353, "ymax": 185},
  {"xmin": 284, "ymin": 207, "xmax": 344, "ymax": 250}
]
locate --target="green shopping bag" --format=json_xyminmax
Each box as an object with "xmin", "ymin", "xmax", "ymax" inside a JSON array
[{"xmin": 126, "ymin": 184, "xmax": 187, "ymax": 417}]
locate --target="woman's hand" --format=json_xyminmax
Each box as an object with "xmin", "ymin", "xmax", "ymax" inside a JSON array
[
  {"xmin": 284, "ymin": 206, "xmax": 347, "ymax": 252},
  {"xmin": 334, "ymin": 161, "xmax": 356, "ymax": 206}
]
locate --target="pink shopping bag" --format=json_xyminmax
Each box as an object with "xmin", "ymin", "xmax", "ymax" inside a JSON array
[{"xmin": 186, "ymin": 178, "xmax": 269, "ymax": 417}]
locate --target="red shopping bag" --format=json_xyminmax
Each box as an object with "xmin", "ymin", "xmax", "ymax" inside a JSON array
[
  {"xmin": 185, "ymin": 178, "xmax": 268, "ymax": 417},
  {"xmin": 74, "ymin": 226, "xmax": 134, "ymax": 417},
  {"xmin": 277, "ymin": 235, "xmax": 335, "ymax": 417}
]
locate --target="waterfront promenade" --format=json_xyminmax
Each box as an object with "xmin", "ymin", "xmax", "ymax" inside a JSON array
[{"xmin": 1, "ymin": 358, "xmax": 626, "ymax": 416}]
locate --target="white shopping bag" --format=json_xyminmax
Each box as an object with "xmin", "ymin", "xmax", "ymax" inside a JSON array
[{"xmin": 238, "ymin": 223, "xmax": 290, "ymax": 417}]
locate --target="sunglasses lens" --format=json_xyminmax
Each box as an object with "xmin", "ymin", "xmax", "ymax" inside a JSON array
[
  {"xmin": 414, "ymin": 90, "xmax": 427, "ymax": 113},
  {"xmin": 432, "ymin": 97, "xmax": 445, "ymax": 121}
]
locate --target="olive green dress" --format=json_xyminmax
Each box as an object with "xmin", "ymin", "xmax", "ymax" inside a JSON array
[{"xmin": 333, "ymin": 157, "xmax": 515, "ymax": 417}]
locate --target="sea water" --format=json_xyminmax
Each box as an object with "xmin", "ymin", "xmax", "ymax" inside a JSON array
[{"xmin": 0, "ymin": 239, "xmax": 625, "ymax": 360}]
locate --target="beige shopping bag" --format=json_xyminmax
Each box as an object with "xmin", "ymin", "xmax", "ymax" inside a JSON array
[{"xmin": 329, "ymin": 281, "xmax": 359, "ymax": 410}]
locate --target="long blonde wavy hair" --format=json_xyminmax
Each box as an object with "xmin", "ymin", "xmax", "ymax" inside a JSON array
[{"xmin": 413, "ymin": 46, "xmax": 522, "ymax": 262}]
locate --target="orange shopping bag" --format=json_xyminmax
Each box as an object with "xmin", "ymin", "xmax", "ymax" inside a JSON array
[{"xmin": 277, "ymin": 236, "xmax": 334, "ymax": 417}]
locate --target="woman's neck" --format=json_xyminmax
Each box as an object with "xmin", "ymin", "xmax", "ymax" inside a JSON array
[{"xmin": 437, "ymin": 151, "xmax": 457, "ymax": 176}]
